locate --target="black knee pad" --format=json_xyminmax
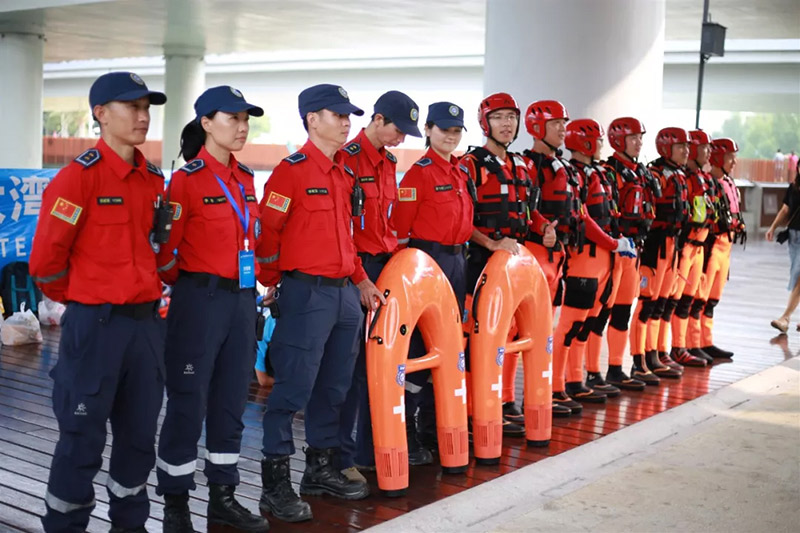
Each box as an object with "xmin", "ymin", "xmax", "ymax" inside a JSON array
[
  {"xmin": 610, "ymin": 304, "xmax": 632, "ymax": 331},
  {"xmin": 675, "ymin": 294, "xmax": 694, "ymax": 319},
  {"xmin": 661, "ymin": 298, "xmax": 679, "ymax": 322},
  {"xmin": 576, "ymin": 317, "xmax": 594, "ymax": 343},
  {"xmin": 563, "ymin": 320, "xmax": 584, "ymax": 347},
  {"xmin": 689, "ymin": 298, "xmax": 706, "ymax": 319},
  {"xmin": 704, "ymin": 298, "xmax": 719, "ymax": 319},
  {"xmin": 650, "ymin": 297, "xmax": 667, "ymax": 322},
  {"xmin": 592, "ymin": 307, "xmax": 612, "ymax": 335},
  {"xmin": 636, "ymin": 298, "xmax": 655, "ymax": 324}
]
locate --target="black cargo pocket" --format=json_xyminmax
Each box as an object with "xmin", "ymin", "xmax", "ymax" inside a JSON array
[{"xmin": 563, "ymin": 276, "xmax": 598, "ymax": 310}]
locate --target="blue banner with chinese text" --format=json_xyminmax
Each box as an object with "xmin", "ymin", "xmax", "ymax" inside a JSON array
[{"xmin": 0, "ymin": 169, "xmax": 58, "ymax": 270}]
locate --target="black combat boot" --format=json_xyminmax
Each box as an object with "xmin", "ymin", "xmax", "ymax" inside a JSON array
[
  {"xmin": 299, "ymin": 447, "xmax": 370, "ymax": 500},
  {"xmin": 208, "ymin": 484, "xmax": 269, "ymax": 532},
  {"xmin": 259, "ymin": 456, "xmax": 312, "ymax": 523},
  {"xmin": 162, "ymin": 492, "xmax": 194, "ymax": 533}
]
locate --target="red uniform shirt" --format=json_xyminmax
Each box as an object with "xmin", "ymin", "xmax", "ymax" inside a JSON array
[
  {"xmin": 341, "ymin": 129, "xmax": 398, "ymax": 255},
  {"xmin": 256, "ymin": 140, "xmax": 367, "ymax": 286},
  {"xmin": 393, "ymin": 148, "xmax": 474, "ymax": 246},
  {"xmin": 30, "ymin": 138, "xmax": 163, "ymax": 304},
  {"xmin": 155, "ymin": 146, "xmax": 259, "ymax": 284}
]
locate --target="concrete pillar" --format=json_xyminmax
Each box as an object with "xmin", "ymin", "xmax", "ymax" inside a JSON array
[
  {"xmin": 162, "ymin": 45, "xmax": 205, "ymax": 168},
  {"xmin": 484, "ymin": 0, "xmax": 666, "ymax": 159},
  {"xmin": 0, "ymin": 23, "xmax": 44, "ymax": 168}
]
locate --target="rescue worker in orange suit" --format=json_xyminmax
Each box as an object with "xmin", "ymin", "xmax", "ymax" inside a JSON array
[
  {"xmin": 256, "ymin": 84, "xmax": 383, "ymax": 523},
  {"xmin": 154, "ymin": 86, "xmax": 269, "ymax": 532},
  {"xmin": 662, "ymin": 130, "xmax": 717, "ymax": 368},
  {"xmin": 632, "ymin": 128, "xmax": 692, "ymax": 383},
  {"xmin": 459, "ymin": 93, "xmax": 555, "ymax": 428},
  {"xmin": 687, "ymin": 138, "xmax": 743, "ymax": 359},
  {"xmin": 555, "ymin": 119, "xmax": 636, "ymax": 403},
  {"xmin": 551, "ymin": 119, "xmax": 638, "ymax": 410},
  {"xmin": 30, "ymin": 71, "xmax": 167, "ymax": 533},
  {"xmin": 521, "ymin": 101, "xmax": 637, "ymax": 415},
  {"xmin": 338, "ymin": 90, "xmax": 422, "ymax": 479},
  {"xmin": 393, "ymin": 102, "xmax": 474, "ymax": 463},
  {"xmin": 585, "ymin": 117, "xmax": 658, "ymax": 392}
]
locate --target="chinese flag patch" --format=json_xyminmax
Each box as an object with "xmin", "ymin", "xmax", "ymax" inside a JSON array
[
  {"xmin": 398, "ymin": 188, "xmax": 417, "ymax": 202},
  {"xmin": 266, "ymin": 191, "xmax": 291, "ymax": 213},
  {"xmin": 50, "ymin": 197, "xmax": 83, "ymax": 225}
]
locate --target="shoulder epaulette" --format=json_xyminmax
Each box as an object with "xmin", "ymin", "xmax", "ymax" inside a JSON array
[
  {"xmin": 145, "ymin": 161, "xmax": 164, "ymax": 178},
  {"xmin": 386, "ymin": 151, "xmax": 397, "ymax": 164},
  {"xmin": 342, "ymin": 142, "xmax": 361, "ymax": 156},
  {"xmin": 284, "ymin": 152, "xmax": 307, "ymax": 165},
  {"xmin": 415, "ymin": 158, "xmax": 433, "ymax": 167},
  {"xmin": 75, "ymin": 148, "xmax": 101, "ymax": 168},
  {"xmin": 343, "ymin": 164, "xmax": 355, "ymax": 177},
  {"xmin": 180, "ymin": 159, "xmax": 205, "ymax": 174},
  {"xmin": 237, "ymin": 162, "xmax": 254, "ymax": 176}
]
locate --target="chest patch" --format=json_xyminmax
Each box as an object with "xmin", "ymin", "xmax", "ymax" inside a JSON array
[
  {"xmin": 96, "ymin": 197, "xmax": 123, "ymax": 205},
  {"xmin": 203, "ymin": 196, "xmax": 228, "ymax": 205},
  {"xmin": 306, "ymin": 188, "xmax": 329, "ymax": 195}
]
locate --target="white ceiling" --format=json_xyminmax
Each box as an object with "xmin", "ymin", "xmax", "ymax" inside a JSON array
[{"xmin": 0, "ymin": 0, "xmax": 797, "ymax": 64}]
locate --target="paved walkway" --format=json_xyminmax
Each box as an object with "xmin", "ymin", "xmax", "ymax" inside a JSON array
[{"xmin": 368, "ymin": 357, "xmax": 800, "ymax": 533}]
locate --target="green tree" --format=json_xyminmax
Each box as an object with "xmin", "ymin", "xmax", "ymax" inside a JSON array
[{"xmin": 713, "ymin": 113, "xmax": 800, "ymax": 159}]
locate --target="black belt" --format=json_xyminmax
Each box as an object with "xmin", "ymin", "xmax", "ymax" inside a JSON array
[
  {"xmin": 408, "ymin": 239, "xmax": 463, "ymax": 255},
  {"xmin": 686, "ymin": 239, "xmax": 706, "ymax": 247},
  {"xmin": 286, "ymin": 270, "xmax": 349, "ymax": 287},
  {"xmin": 179, "ymin": 270, "xmax": 241, "ymax": 292},
  {"xmin": 358, "ymin": 252, "xmax": 392, "ymax": 264},
  {"xmin": 110, "ymin": 300, "xmax": 159, "ymax": 320}
]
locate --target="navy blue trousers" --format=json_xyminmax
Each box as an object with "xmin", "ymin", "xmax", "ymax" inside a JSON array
[
  {"xmin": 42, "ymin": 303, "xmax": 164, "ymax": 532},
  {"xmin": 156, "ymin": 275, "xmax": 256, "ymax": 494},
  {"xmin": 339, "ymin": 259, "xmax": 387, "ymax": 469},
  {"xmin": 261, "ymin": 274, "xmax": 363, "ymax": 457}
]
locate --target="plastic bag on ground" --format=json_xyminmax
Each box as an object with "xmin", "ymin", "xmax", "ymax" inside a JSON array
[{"xmin": 1, "ymin": 302, "xmax": 43, "ymax": 345}]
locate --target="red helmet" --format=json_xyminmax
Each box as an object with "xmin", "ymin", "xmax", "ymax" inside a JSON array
[
  {"xmin": 565, "ymin": 119, "xmax": 605, "ymax": 157},
  {"xmin": 655, "ymin": 127, "xmax": 691, "ymax": 158},
  {"xmin": 608, "ymin": 117, "xmax": 646, "ymax": 153},
  {"xmin": 525, "ymin": 100, "xmax": 569, "ymax": 140},
  {"xmin": 710, "ymin": 137, "xmax": 739, "ymax": 168},
  {"xmin": 689, "ymin": 129, "xmax": 712, "ymax": 160},
  {"xmin": 478, "ymin": 92, "xmax": 520, "ymax": 138}
]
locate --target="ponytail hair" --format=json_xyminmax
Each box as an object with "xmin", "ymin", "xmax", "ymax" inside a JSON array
[{"xmin": 179, "ymin": 111, "xmax": 217, "ymax": 161}]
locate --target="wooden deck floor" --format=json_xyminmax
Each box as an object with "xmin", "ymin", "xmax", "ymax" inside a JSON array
[{"xmin": 0, "ymin": 239, "xmax": 793, "ymax": 532}]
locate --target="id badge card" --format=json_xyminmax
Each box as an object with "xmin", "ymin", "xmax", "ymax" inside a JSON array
[{"xmin": 238, "ymin": 250, "xmax": 256, "ymax": 289}]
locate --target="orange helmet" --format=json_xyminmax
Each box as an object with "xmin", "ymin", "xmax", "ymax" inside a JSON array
[
  {"xmin": 655, "ymin": 127, "xmax": 690, "ymax": 159},
  {"xmin": 478, "ymin": 92, "xmax": 520, "ymax": 139},
  {"xmin": 608, "ymin": 117, "xmax": 645, "ymax": 153},
  {"xmin": 565, "ymin": 119, "xmax": 605, "ymax": 157},
  {"xmin": 710, "ymin": 137, "xmax": 739, "ymax": 168},
  {"xmin": 524, "ymin": 100, "xmax": 569, "ymax": 140},
  {"xmin": 689, "ymin": 130, "xmax": 712, "ymax": 160}
]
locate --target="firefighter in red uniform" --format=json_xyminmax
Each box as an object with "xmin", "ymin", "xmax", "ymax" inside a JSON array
[
  {"xmin": 551, "ymin": 119, "xmax": 637, "ymax": 410},
  {"xmin": 339, "ymin": 90, "xmax": 422, "ymax": 478},
  {"xmin": 30, "ymin": 71, "xmax": 167, "ymax": 533},
  {"xmin": 663, "ymin": 130, "xmax": 716, "ymax": 368},
  {"xmin": 560, "ymin": 119, "xmax": 638, "ymax": 405},
  {"xmin": 154, "ymin": 86, "xmax": 269, "ymax": 532},
  {"xmin": 460, "ymin": 93, "xmax": 555, "ymax": 426},
  {"xmin": 585, "ymin": 117, "xmax": 657, "ymax": 391},
  {"xmin": 688, "ymin": 138, "xmax": 742, "ymax": 359},
  {"xmin": 393, "ymin": 101, "xmax": 474, "ymax": 460},
  {"xmin": 256, "ymin": 84, "xmax": 383, "ymax": 523},
  {"xmin": 522, "ymin": 101, "xmax": 636, "ymax": 414},
  {"xmin": 632, "ymin": 127, "xmax": 691, "ymax": 382}
]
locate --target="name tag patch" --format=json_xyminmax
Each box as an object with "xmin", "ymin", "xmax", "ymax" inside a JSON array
[
  {"xmin": 97, "ymin": 196, "xmax": 124, "ymax": 205},
  {"xmin": 306, "ymin": 188, "xmax": 329, "ymax": 195},
  {"xmin": 358, "ymin": 176, "xmax": 376, "ymax": 183},
  {"xmin": 203, "ymin": 196, "xmax": 228, "ymax": 205},
  {"xmin": 434, "ymin": 184, "xmax": 453, "ymax": 192},
  {"xmin": 246, "ymin": 194, "xmax": 257, "ymax": 202}
]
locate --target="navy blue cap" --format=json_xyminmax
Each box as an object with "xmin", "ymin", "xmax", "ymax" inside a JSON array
[
  {"xmin": 298, "ymin": 84, "xmax": 364, "ymax": 118},
  {"xmin": 194, "ymin": 86, "xmax": 264, "ymax": 119},
  {"xmin": 89, "ymin": 71, "xmax": 166, "ymax": 109},
  {"xmin": 427, "ymin": 102, "xmax": 467, "ymax": 131},
  {"xmin": 374, "ymin": 91, "xmax": 422, "ymax": 137}
]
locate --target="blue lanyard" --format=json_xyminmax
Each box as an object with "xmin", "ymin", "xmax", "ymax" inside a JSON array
[{"xmin": 214, "ymin": 175, "xmax": 250, "ymax": 250}]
